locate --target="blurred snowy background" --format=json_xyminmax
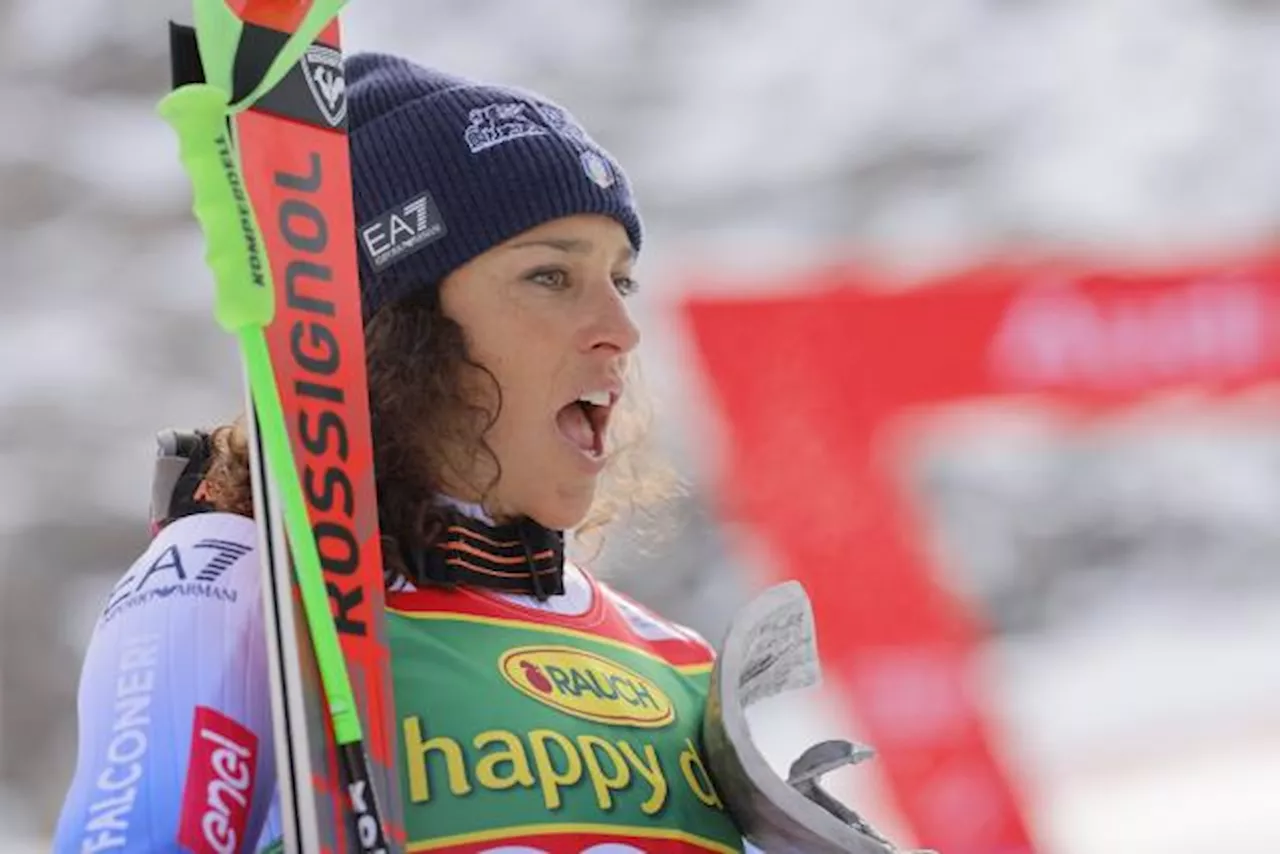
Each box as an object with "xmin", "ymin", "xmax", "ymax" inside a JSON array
[{"xmin": 3, "ymin": 0, "xmax": 1280, "ymax": 851}]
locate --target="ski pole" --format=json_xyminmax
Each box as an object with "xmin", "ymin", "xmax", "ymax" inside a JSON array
[{"xmin": 157, "ymin": 1, "xmax": 390, "ymax": 850}]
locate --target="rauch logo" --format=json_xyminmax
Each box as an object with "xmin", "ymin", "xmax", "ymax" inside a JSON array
[
  {"xmin": 499, "ymin": 645, "xmax": 675, "ymax": 728},
  {"xmin": 177, "ymin": 706, "xmax": 259, "ymax": 854}
]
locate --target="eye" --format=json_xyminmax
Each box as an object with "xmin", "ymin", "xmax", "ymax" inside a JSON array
[
  {"xmin": 613, "ymin": 275, "xmax": 640, "ymax": 298},
  {"xmin": 526, "ymin": 267, "xmax": 569, "ymax": 290}
]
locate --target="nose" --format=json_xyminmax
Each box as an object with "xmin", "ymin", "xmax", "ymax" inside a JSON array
[{"xmin": 581, "ymin": 277, "xmax": 641, "ymax": 356}]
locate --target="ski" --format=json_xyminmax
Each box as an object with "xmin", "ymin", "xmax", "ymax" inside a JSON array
[{"xmin": 160, "ymin": 2, "xmax": 404, "ymax": 852}]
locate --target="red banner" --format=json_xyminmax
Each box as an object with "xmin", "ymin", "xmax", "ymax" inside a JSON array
[{"xmin": 682, "ymin": 254, "xmax": 1280, "ymax": 853}]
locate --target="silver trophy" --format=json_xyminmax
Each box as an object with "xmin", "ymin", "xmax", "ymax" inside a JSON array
[{"xmin": 703, "ymin": 581, "xmax": 936, "ymax": 853}]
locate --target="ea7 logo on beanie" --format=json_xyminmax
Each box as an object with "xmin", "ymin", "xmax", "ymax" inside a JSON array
[{"xmin": 359, "ymin": 191, "xmax": 448, "ymax": 272}]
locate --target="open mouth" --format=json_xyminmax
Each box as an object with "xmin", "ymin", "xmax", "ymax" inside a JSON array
[{"xmin": 555, "ymin": 390, "xmax": 615, "ymax": 460}]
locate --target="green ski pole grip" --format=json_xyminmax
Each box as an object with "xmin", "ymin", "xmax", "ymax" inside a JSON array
[{"xmin": 157, "ymin": 84, "xmax": 274, "ymax": 333}]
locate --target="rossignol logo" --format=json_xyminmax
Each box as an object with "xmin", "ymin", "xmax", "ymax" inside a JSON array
[
  {"xmin": 499, "ymin": 645, "xmax": 675, "ymax": 728},
  {"xmin": 358, "ymin": 192, "xmax": 447, "ymax": 272},
  {"xmin": 177, "ymin": 707, "xmax": 258, "ymax": 854},
  {"xmin": 102, "ymin": 539, "xmax": 250, "ymax": 623},
  {"xmin": 300, "ymin": 44, "xmax": 346, "ymax": 128},
  {"xmin": 270, "ymin": 150, "xmax": 370, "ymax": 638}
]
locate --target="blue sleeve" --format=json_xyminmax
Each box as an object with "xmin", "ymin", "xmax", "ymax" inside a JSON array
[{"xmin": 53, "ymin": 512, "xmax": 282, "ymax": 854}]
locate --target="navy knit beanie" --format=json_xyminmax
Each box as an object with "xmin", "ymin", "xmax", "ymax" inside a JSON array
[{"xmin": 345, "ymin": 52, "xmax": 644, "ymax": 318}]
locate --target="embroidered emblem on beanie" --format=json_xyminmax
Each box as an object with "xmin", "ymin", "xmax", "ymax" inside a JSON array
[
  {"xmin": 533, "ymin": 103, "xmax": 592, "ymax": 145},
  {"xmin": 580, "ymin": 150, "xmax": 615, "ymax": 189},
  {"xmin": 358, "ymin": 191, "xmax": 448, "ymax": 271},
  {"xmin": 464, "ymin": 103, "xmax": 549, "ymax": 153}
]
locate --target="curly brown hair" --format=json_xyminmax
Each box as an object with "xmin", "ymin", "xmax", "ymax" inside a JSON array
[{"xmin": 199, "ymin": 277, "xmax": 677, "ymax": 579}]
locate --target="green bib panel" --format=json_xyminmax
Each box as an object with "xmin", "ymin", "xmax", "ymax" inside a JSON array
[{"xmin": 386, "ymin": 583, "xmax": 744, "ymax": 854}]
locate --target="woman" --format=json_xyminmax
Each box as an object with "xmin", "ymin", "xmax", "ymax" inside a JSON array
[{"xmin": 54, "ymin": 52, "xmax": 745, "ymax": 853}]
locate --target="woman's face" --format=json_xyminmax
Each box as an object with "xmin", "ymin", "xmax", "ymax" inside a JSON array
[{"xmin": 437, "ymin": 214, "xmax": 641, "ymax": 529}]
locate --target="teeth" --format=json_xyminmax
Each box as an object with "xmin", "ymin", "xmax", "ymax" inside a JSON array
[{"xmin": 578, "ymin": 390, "xmax": 612, "ymax": 407}]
